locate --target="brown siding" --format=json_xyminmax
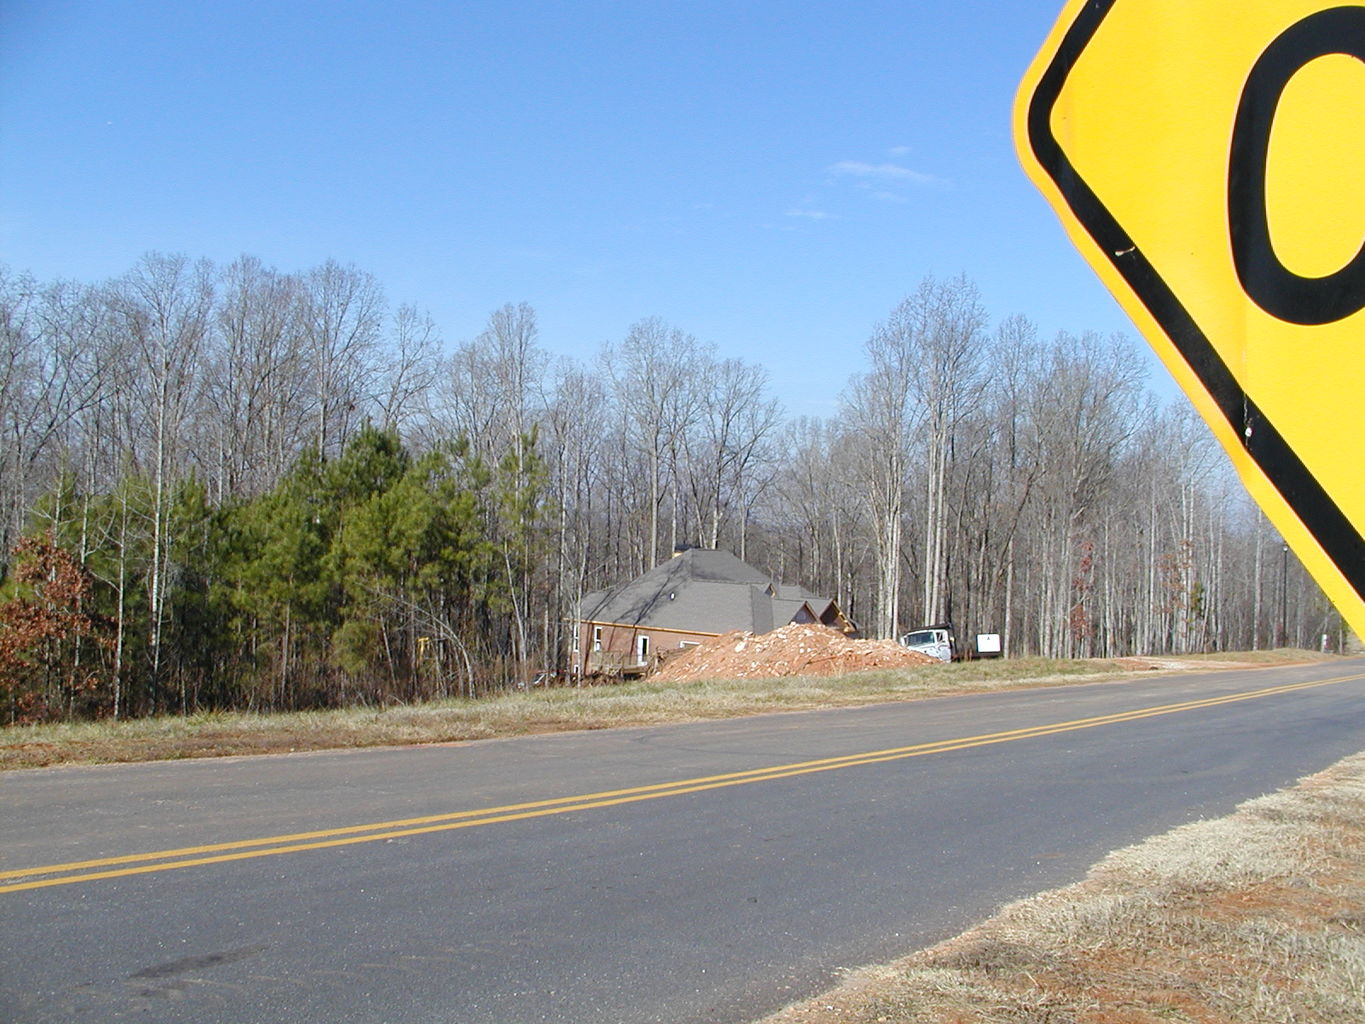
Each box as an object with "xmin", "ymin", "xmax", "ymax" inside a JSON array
[{"xmin": 575, "ymin": 621, "xmax": 718, "ymax": 677}]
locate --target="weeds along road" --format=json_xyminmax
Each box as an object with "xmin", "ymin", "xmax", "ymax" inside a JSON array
[{"xmin": 3, "ymin": 659, "xmax": 1364, "ymax": 1024}]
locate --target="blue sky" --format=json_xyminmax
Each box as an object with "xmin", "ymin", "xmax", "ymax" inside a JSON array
[{"xmin": 0, "ymin": 1, "xmax": 1152, "ymax": 416}]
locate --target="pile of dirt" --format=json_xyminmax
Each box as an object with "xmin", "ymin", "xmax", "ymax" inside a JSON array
[{"xmin": 651, "ymin": 623, "xmax": 938, "ymax": 683}]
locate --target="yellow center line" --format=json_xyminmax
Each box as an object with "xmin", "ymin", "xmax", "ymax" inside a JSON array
[{"xmin": 3, "ymin": 672, "xmax": 1359, "ymax": 895}]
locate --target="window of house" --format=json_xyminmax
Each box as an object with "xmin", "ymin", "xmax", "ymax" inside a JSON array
[
  {"xmin": 637, "ymin": 634, "xmax": 650, "ymax": 665},
  {"xmin": 593, "ymin": 626, "xmax": 602, "ymax": 652}
]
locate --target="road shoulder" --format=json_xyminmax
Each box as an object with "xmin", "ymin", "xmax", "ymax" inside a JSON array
[{"xmin": 760, "ymin": 749, "xmax": 1365, "ymax": 1024}]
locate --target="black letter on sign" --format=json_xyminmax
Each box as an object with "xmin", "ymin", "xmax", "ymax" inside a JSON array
[{"xmin": 1229, "ymin": 7, "xmax": 1365, "ymax": 325}]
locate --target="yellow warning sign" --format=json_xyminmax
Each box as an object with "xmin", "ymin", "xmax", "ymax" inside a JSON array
[{"xmin": 1016, "ymin": 1, "xmax": 1365, "ymax": 639}]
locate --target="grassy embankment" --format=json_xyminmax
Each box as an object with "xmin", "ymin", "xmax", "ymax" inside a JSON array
[
  {"xmin": 760, "ymin": 748, "xmax": 1365, "ymax": 1024},
  {"xmin": 0, "ymin": 648, "xmax": 1332, "ymax": 770}
]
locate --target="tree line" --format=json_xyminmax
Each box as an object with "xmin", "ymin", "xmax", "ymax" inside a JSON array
[{"xmin": 0, "ymin": 255, "xmax": 1339, "ymax": 722}]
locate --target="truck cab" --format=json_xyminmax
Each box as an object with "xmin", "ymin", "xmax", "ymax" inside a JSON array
[{"xmin": 899, "ymin": 625, "xmax": 955, "ymax": 662}]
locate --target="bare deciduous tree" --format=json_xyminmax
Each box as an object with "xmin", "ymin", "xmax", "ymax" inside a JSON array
[
  {"xmin": 841, "ymin": 318, "xmax": 917, "ymax": 639},
  {"xmin": 115, "ymin": 252, "xmax": 214, "ymax": 705},
  {"xmin": 302, "ymin": 260, "xmax": 384, "ymax": 458},
  {"xmin": 604, "ymin": 317, "xmax": 702, "ymax": 569},
  {"xmin": 207, "ymin": 255, "xmax": 310, "ymax": 499},
  {"xmin": 684, "ymin": 356, "xmax": 782, "ymax": 550}
]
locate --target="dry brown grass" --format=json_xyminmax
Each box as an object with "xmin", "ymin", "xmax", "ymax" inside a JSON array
[
  {"xmin": 760, "ymin": 751, "xmax": 1365, "ymax": 1024},
  {"xmin": 0, "ymin": 649, "xmax": 1333, "ymax": 771}
]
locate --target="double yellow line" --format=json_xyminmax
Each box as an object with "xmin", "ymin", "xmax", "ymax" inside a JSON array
[{"xmin": 3, "ymin": 673, "xmax": 1358, "ymax": 895}]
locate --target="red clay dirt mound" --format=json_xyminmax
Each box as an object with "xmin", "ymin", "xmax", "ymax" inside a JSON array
[{"xmin": 651, "ymin": 623, "xmax": 938, "ymax": 683}]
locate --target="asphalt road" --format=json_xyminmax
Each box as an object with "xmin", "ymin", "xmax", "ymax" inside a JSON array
[{"xmin": 3, "ymin": 659, "xmax": 1364, "ymax": 1024}]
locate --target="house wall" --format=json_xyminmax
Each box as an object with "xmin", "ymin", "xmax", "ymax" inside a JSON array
[{"xmin": 574, "ymin": 621, "xmax": 718, "ymax": 677}]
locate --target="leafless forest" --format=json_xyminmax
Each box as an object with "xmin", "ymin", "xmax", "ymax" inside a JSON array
[{"xmin": 0, "ymin": 254, "xmax": 1338, "ymax": 721}]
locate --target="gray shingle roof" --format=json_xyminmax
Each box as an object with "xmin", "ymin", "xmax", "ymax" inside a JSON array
[{"xmin": 578, "ymin": 549, "xmax": 833, "ymax": 636}]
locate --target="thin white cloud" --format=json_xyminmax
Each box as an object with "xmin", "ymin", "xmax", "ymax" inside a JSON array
[
  {"xmin": 781, "ymin": 154, "xmax": 941, "ymax": 223},
  {"xmin": 827, "ymin": 160, "xmax": 939, "ymax": 186}
]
